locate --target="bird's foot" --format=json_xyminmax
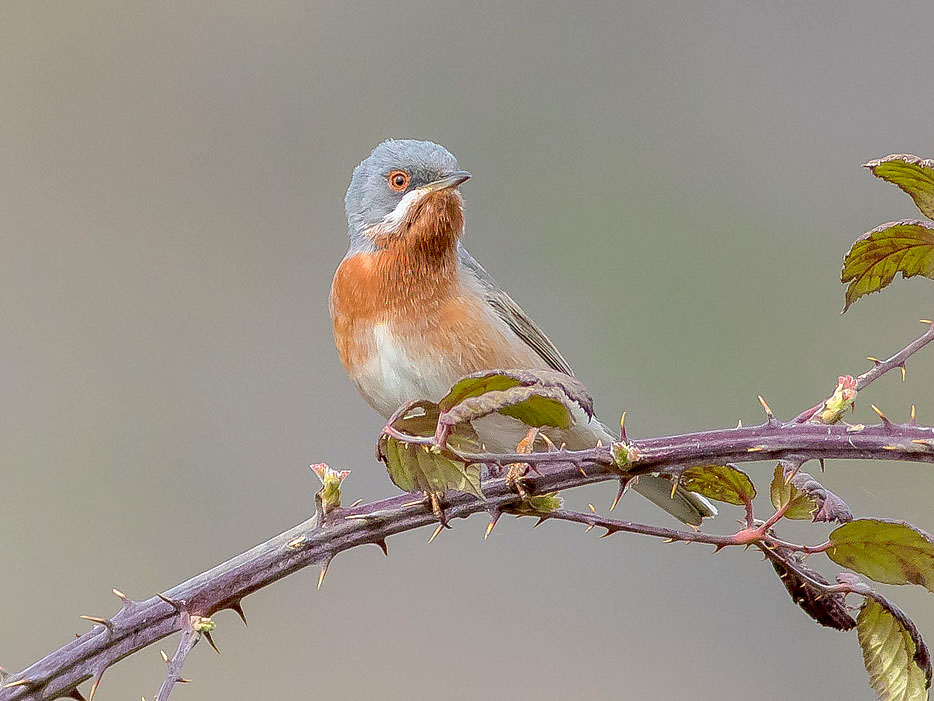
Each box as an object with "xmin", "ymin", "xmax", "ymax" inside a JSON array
[
  {"xmin": 504, "ymin": 463, "xmax": 532, "ymax": 500},
  {"xmin": 404, "ymin": 490, "xmax": 451, "ymax": 528}
]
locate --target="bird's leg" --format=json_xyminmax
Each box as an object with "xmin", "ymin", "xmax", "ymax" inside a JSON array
[
  {"xmin": 504, "ymin": 463, "xmax": 531, "ymax": 500},
  {"xmin": 503, "ymin": 427, "xmax": 537, "ymax": 499},
  {"xmin": 427, "ymin": 490, "xmax": 450, "ymax": 528},
  {"xmin": 401, "ymin": 490, "xmax": 450, "ymax": 528}
]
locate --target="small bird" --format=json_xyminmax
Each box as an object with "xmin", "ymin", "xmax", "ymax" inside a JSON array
[{"xmin": 330, "ymin": 139, "xmax": 716, "ymax": 524}]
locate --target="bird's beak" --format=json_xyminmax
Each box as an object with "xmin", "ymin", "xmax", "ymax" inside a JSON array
[{"xmin": 423, "ymin": 170, "xmax": 471, "ymax": 192}]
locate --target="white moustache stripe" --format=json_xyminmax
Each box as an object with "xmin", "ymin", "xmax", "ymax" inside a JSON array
[{"xmin": 379, "ymin": 188, "xmax": 428, "ymax": 234}]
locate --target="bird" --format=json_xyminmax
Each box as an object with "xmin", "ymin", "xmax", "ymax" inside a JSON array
[{"xmin": 329, "ymin": 139, "xmax": 716, "ymax": 525}]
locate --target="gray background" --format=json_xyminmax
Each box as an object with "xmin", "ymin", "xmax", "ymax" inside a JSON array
[{"xmin": 2, "ymin": 2, "xmax": 933, "ymax": 699}]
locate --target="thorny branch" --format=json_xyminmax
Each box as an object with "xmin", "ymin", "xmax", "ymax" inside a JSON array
[{"xmin": 2, "ymin": 322, "xmax": 933, "ymax": 701}]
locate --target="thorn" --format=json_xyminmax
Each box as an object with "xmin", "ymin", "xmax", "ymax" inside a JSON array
[
  {"xmin": 669, "ymin": 478, "xmax": 679, "ymax": 500},
  {"xmin": 156, "ymin": 593, "xmax": 183, "ymax": 612},
  {"xmin": 619, "ymin": 411, "xmax": 628, "ymax": 441},
  {"xmin": 112, "ymin": 588, "xmax": 127, "ymax": 601},
  {"xmin": 532, "ymin": 517, "xmax": 546, "ymax": 528},
  {"xmin": 663, "ymin": 538, "xmax": 676, "ymax": 543},
  {"xmin": 757, "ymin": 394, "xmax": 774, "ymax": 419},
  {"xmin": 66, "ymin": 690, "xmax": 88, "ymax": 701},
  {"xmin": 2, "ymin": 679, "xmax": 33, "ymax": 689},
  {"xmin": 88, "ymin": 668, "xmax": 106, "ymax": 701},
  {"xmin": 578, "ymin": 465, "xmax": 588, "ymax": 478},
  {"xmin": 400, "ymin": 498, "xmax": 425, "ymax": 509},
  {"xmin": 160, "ymin": 650, "xmax": 169, "ymax": 664},
  {"xmin": 588, "ymin": 503, "xmax": 596, "ymax": 514},
  {"xmin": 595, "ymin": 439, "xmax": 603, "ymax": 448},
  {"xmin": 484, "ymin": 511, "xmax": 501, "ymax": 540},
  {"xmin": 882, "ymin": 445, "xmax": 899, "ymax": 451},
  {"xmin": 286, "ymin": 535, "xmax": 306, "ymax": 549},
  {"xmin": 921, "ymin": 319, "xmax": 933, "ymax": 325},
  {"xmin": 427, "ymin": 523, "xmax": 444, "ymax": 544},
  {"xmin": 599, "ymin": 529, "xmax": 615, "ymax": 538},
  {"xmin": 911, "ymin": 404, "xmax": 917, "ymax": 425},
  {"xmin": 584, "ymin": 524, "xmax": 595, "ymax": 533},
  {"xmin": 559, "ymin": 442, "xmax": 567, "ymax": 451},
  {"xmin": 349, "ymin": 498, "xmax": 363, "ymax": 508},
  {"xmin": 204, "ymin": 631, "xmax": 220, "ymax": 655},
  {"xmin": 230, "ymin": 601, "xmax": 248, "ymax": 627},
  {"xmin": 374, "ymin": 538, "xmax": 389, "ymax": 556},
  {"xmin": 79, "ymin": 615, "xmax": 114, "ymax": 632},
  {"xmin": 176, "ymin": 676, "xmax": 191, "ymax": 684},
  {"xmin": 539, "ymin": 433, "xmax": 558, "ymax": 452},
  {"xmin": 819, "ymin": 458, "xmax": 825, "ymax": 472},
  {"xmin": 870, "ymin": 404, "xmax": 892, "ymax": 425},
  {"xmin": 747, "ymin": 446, "xmax": 766, "ymax": 452},
  {"xmin": 736, "ymin": 419, "xmax": 742, "ymax": 428},
  {"xmin": 900, "ymin": 365, "xmax": 906, "ymax": 382},
  {"xmin": 317, "ymin": 561, "xmax": 329, "ymax": 590},
  {"xmin": 866, "ymin": 356, "xmax": 881, "ymax": 365},
  {"xmin": 610, "ymin": 478, "xmax": 629, "ymax": 512}
]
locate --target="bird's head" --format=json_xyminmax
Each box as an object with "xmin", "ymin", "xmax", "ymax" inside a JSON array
[{"xmin": 344, "ymin": 139, "xmax": 471, "ymax": 251}]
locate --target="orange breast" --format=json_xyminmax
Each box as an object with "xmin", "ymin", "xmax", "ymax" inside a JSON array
[{"xmin": 330, "ymin": 249, "xmax": 544, "ymax": 414}]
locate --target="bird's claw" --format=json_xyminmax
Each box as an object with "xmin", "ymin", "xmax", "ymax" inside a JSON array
[
  {"xmin": 504, "ymin": 463, "xmax": 532, "ymax": 500},
  {"xmin": 427, "ymin": 491, "xmax": 450, "ymax": 528}
]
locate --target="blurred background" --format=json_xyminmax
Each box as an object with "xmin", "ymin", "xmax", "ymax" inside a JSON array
[{"xmin": 2, "ymin": 2, "xmax": 933, "ymax": 699}]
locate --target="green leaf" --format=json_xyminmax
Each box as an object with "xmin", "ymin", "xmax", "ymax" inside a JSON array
[
  {"xmin": 376, "ymin": 401, "xmax": 483, "ymax": 499},
  {"xmin": 865, "ymin": 153, "xmax": 934, "ymax": 220},
  {"xmin": 827, "ymin": 519, "xmax": 934, "ymax": 592},
  {"xmin": 857, "ymin": 597, "xmax": 932, "ymax": 701},
  {"xmin": 439, "ymin": 369, "xmax": 593, "ymax": 418},
  {"xmin": 841, "ymin": 219, "xmax": 934, "ymax": 312},
  {"xmin": 440, "ymin": 385, "xmax": 577, "ymax": 430},
  {"xmin": 509, "ymin": 492, "xmax": 564, "ymax": 517},
  {"xmin": 679, "ymin": 464, "xmax": 755, "ymax": 506},
  {"xmin": 768, "ymin": 464, "xmax": 852, "ymax": 522}
]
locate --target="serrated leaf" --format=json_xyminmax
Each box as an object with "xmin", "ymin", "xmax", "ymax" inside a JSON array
[
  {"xmin": 439, "ymin": 369, "xmax": 593, "ymax": 418},
  {"xmin": 841, "ymin": 219, "xmax": 934, "ymax": 311},
  {"xmin": 827, "ymin": 519, "xmax": 934, "ymax": 592},
  {"xmin": 857, "ymin": 597, "xmax": 932, "ymax": 701},
  {"xmin": 866, "ymin": 153, "xmax": 934, "ymax": 220},
  {"xmin": 440, "ymin": 384, "xmax": 577, "ymax": 430},
  {"xmin": 377, "ymin": 401, "xmax": 483, "ymax": 498},
  {"xmin": 768, "ymin": 464, "xmax": 853, "ymax": 522},
  {"xmin": 764, "ymin": 548, "xmax": 855, "ymax": 631},
  {"xmin": 679, "ymin": 464, "xmax": 755, "ymax": 506}
]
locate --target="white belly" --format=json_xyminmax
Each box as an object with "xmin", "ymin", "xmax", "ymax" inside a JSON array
[{"xmin": 356, "ymin": 323, "xmax": 457, "ymax": 417}]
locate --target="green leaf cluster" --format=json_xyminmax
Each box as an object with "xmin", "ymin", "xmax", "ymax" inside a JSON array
[{"xmin": 842, "ymin": 154, "xmax": 934, "ymax": 310}]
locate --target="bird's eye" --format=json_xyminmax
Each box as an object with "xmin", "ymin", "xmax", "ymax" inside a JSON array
[{"xmin": 387, "ymin": 170, "xmax": 410, "ymax": 192}]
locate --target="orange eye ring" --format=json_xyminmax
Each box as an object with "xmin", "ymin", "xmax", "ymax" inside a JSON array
[{"xmin": 387, "ymin": 170, "xmax": 410, "ymax": 192}]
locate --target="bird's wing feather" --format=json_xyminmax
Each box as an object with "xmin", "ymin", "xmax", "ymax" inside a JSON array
[{"xmin": 457, "ymin": 245, "xmax": 574, "ymax": 375}]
